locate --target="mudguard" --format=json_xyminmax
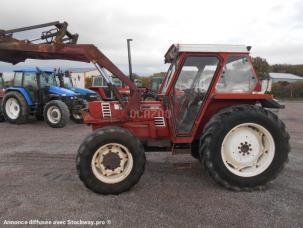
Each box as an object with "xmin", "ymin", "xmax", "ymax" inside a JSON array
[
  {"xmin": 260, "ymin": 99, "xmax": 285, "ymax": 109},
  {"xmin": 6, "ymin": 87, "xmax": 33, "ymax": 105}
]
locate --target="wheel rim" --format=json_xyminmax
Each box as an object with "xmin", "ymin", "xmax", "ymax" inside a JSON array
[
  {"xmin": 221, "ymin": 123, "xmax": 275, "ymax": 177},
  {"xmin": 5, "ymin": 98, "xmax": 20, "ymax": 119},
  {"xmin": 91, "ymin": 143, "xmax": 133, "ymax": 184},
  {"xmin": 47, "ymin": 106, "xmax": 61, "ymax": 124}
]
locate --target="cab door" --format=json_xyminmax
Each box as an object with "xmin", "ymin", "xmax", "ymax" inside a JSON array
[
  {"xmin": 170, "ymin": 55, "xmax": 220, "ymax": 135},
  {"xmin": 22, "ymin": 72, "xmax": 38, "ymax": 103}
]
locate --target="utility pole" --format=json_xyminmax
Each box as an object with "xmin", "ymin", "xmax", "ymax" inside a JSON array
[{"xmin": 127, "ymin": 38, "xmax": 133, "ymax": 81}]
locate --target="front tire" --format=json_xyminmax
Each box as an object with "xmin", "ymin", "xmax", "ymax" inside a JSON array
[
  {"xmin": 2, "ymin": 91, "xmax": 29, "ymax": 124},
  {"xmin": 200, "ymin": 105, "xmax": 290, "ymax": 191},
  {"xmin": 76, "ymin": 126, "xmax": 146, "ymax": 194},
  {"xmin": 43, "ymin": 100, "xmax": 70, "ymax": 128}
]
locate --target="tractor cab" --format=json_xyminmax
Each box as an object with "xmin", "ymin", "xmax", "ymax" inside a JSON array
[{"xmin": 56, "ymin": 71, "xmax": 100, "ymax": 102}]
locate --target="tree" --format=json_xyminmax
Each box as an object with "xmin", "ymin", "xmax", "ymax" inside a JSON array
[
  {"xmin": 271, "ymin": 64, "xmax": 303, "ymax": 77},
  {"xmin": 85, "ymin": 76, "xmax": 93, "ymax": 88},
  {"xmin": 252, "ymin": 57, "xmax": 270, "ymax": 80}
]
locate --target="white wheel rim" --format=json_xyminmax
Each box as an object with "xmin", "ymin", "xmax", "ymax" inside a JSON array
[
  {"xmin": 5, "ymin": 98, "xmax": 20, "ymax": 119},
  {"xmin": 91, "ymin": 143, "xmax": 133, "ymax": 184},
  {"xmin": 221, "ymin": 123, "xmax": 275, "ymax": 177},
  {"xmin": 47, "ymin": 106, "xmax": 61, "ymax": 124}
]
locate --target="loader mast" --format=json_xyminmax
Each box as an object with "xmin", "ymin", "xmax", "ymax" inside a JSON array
[{"xmin": 0, "ymin": 21, "xmax": 140, "ymax": 110}]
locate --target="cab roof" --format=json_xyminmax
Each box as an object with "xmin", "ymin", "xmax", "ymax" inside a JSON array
[
  {"xmin": 164, "ymin": 44, "xmax": 250, "ymax": 63},
  {"xmin": 14, "ymin": 66, "xmax": 55, "ymax": 73}
]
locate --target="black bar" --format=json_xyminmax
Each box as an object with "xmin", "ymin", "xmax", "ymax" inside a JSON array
[
  {"xmin": 127, "ymin": 39, "xmax": 133, "ymax": 81},
  {"xmin": 4, "ymin": 21, "xmax": 60, "ymax": 34}
]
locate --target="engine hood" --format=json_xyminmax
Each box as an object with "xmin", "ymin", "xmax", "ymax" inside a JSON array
[
  {"xmin": 48, "ymin": 86, "xmax": 76, "ymax": 96},
  {"xmin": 70, "ymin": 87, "xmax": 96, "ymax": 95}
]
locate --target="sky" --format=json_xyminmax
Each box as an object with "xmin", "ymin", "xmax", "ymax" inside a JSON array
[{"xmin": 0, "ymin": 0, "xmax": 302, "ymax": 76}]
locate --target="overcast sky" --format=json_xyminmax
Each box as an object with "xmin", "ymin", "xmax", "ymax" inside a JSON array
[{"xmin": 0, "ymin": 0, "xmax": 302, "ymax": 75}]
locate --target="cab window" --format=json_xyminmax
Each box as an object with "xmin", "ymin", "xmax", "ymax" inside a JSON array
[
  {"xmin": 216, "ymin": 56, "xmax": 257, "ymax": 92},
  {"xmin": 14, "ymin": 72, "xmax": 23, "ymax": 86},
  {"xmin": 23, "ymin": 72, "xmax": 37, "ymax": 88}
]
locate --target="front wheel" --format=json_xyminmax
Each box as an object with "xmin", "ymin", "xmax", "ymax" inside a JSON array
[
  {"xmin": 200, "ymin": 105, "xmax": 290, "ymax": 191},
  {"xmin": 44, "ymin": 100, "xmax": 70, "ymax": 128},
  {"xmin": 76, "ymin": 126, "xmax": 146, "ymax": 194}
]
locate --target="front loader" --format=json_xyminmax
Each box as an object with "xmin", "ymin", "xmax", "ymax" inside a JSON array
[{"xmin": 0, "ymin": 22, "xmax": 290, "ymax": 194}]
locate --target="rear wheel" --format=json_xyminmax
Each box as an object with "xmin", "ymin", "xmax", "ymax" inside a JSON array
[
  {"xmin": 200, "ymin": 105, "xmax": 290, "ymax": 191},
  {"xmin": 44, "ymin": 100, "xmax": 70, "ymax": 128},
  {"xmin": 2, "ymin": 91, "xmax": 29, "ymax": 124},
  {"xmin": 76, "ymin": 126, "xmax": 146, "ymax": 194}
]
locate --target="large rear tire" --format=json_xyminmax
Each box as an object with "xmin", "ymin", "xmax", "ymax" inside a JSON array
[
  {"xmin": 2, "ymin": 91, "xmax": 29, "ymax": 124},
  {"xmin": 76, "ymin": 126, "xmax": 146, "ymax": 194},
  {"xmin": 200, "ymin": 105, "xmax": 290, "ymax": 191},
  {"xmin": 43, "ymin": 100, "xmax": 70, "ymax": 128}
]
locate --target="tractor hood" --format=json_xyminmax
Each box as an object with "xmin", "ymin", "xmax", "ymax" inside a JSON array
[
  {"xmin": 48, "ymin": 86, "xmax": 76, "ymax": 96},
  {"xmin": 70, "ymin": 87, "xmax": 96, "ymax": 95}
]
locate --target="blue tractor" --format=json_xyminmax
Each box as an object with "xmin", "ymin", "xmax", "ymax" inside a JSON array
[
  {"xmin": 1, "ymin": 67, "xmax": 86, "ymax": 128},
  {"xmin": 56, "ymin": 71, "xmax": 100, "ymax": 102}
]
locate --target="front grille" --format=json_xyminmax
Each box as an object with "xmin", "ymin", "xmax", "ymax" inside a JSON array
[
  {"xmin": 154, "ymin": 117, "xmax": 166, "ymax": 127},
  {"xmin": 101, "ymin": 102, "xmax": 111, "ymax": 118}
]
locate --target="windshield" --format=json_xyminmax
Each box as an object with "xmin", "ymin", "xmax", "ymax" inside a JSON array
[
  {"xmin": 112, "ymin": 78, "xmax": 122, "ymax": 87},
  {"xmin": 160, "ymin": 63, "xmax": 176, "ymax": 94},
  {"xmin": 63, "ymin": 77, "xmax": 73, "ymax": 88},
  {"xmin": 40, "ymin": 72, "xmax": 57, "ymax": 88},
  {"xmin": 151, "ymin": 78, "xmax": 163, "ymax": 92}
]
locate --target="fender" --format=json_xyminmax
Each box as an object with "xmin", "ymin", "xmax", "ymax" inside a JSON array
[
  {"xmin": 6, "ymin": 87, "xmax": 33, "ymax": 105},
  {"xmin": 259, "ymin": 99, "xmax": 285, "ymax": 109}
]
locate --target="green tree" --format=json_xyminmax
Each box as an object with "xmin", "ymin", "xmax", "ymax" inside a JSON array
[{"xmin": 252, "ymin": 57, "xmax": 270, "ymax": 80}]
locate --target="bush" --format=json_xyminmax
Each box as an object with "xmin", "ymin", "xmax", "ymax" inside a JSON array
[{"xmin": 272, "ymin": 81, "xmax": 303, "ymax": 99}]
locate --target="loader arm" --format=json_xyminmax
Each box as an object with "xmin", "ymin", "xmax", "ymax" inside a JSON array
[{"xmin": 0, "ymin": 22, "xmax": 140, "ymax": 110}]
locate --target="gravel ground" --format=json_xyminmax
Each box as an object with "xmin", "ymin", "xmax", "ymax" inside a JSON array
[{"xmin": 0, "ymin": 101, "xmax": 302, "ymax": 227}]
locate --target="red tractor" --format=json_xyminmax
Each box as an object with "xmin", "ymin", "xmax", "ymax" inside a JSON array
[{"xmin": 0, "ymin": 22, "xmax": 290, "ymax": 194}]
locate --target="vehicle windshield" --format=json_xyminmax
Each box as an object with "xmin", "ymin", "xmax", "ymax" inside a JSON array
[
  {"xmin": 92, "ymin": 76, "xmax": 104, "ymax": 87},
  {"xmin": 112, "ymin": 77, "xmax": 122, "ymax": 87},
  {"xmin": 40, "ymin": 72, "xmax": 57, "ymax": 88},
  {"xmin": 160, "ymin": 62, "xmax": 176, "ymax": 94},
  {"xmin": 63, "ymin": 76, "xmax": 73, "ymax": 88},
  {"xmin": 151, "ymin": 78, "xmax": 163, "ymax": 92}
]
